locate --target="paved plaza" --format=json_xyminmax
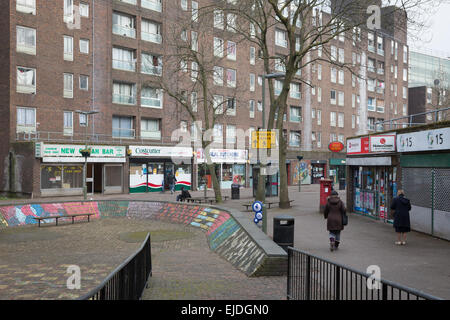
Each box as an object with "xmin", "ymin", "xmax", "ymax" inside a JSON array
[{"xmin": 0, "ymin": 185, "xmax": 449, "ymax": 299}]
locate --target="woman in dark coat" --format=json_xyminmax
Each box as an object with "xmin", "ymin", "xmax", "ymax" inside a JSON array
[
  {"xmin": 390, "ymin": 189, "xmax": 411, "ymax": 245},
  {"xmin": 324, "ymin": 191, "xmax": 346, "ymax": 251}
]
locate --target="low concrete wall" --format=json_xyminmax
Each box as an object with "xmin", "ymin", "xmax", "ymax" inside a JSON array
[{"xmin": 0, "ymin": 200, "xmax": 287, "ymax": 276}]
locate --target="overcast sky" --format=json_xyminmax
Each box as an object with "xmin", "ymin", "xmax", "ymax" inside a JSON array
[{"xmin": 408, "ymin": 2, "xmax": 450, "ymax": 57}]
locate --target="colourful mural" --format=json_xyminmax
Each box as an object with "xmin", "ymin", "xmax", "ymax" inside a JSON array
[{"xmin": 292, "ymin": 160, "xmax": 312, "ymax": 185}]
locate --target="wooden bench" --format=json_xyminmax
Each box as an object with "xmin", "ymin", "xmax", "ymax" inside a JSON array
[
  {"xmin": 242, "ymin": 199, "xmax": 295, "ymax": 211},
  {"xmin": 32, "ymin": 213, "xmax": 95, "ymax": 227}
]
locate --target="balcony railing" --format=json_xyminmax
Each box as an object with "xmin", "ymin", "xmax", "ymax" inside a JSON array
[
  {"xmin": 141, "ymin": 97, "xmax": 162, "ymax": 108},
  {"xmin": 16, "ymin": 3, "xmax": 36, "ymax": 14},
  {"xmin": 141, "ymin": 130, "xmax": 161, "ymax": 140},
  {"xmin": 141, "ymin": 0, "xmax": 162, "ymax": 12},
  {"xmin": 141, "ymin": 65, "xmax": 162, "ymax": 76},
  {"xmin": 112, "ymin": 128, "xmax": 135, "ymax": 139},
  {"xmin": 368, "ymin": 104, "xmax": 376, "ymax": 112},
  {"xmin": 141, "ymin": 32, "xmax": 162, "ymax": 44},
  {"xmin": 113, "ymin": 94, "xmax": 136, "ymax": 105},
  {"xmin": 17, "ymin": 44, "xmax": 36, "ymax": 55},
  {"xmin": 113, "ymin": 25, "xmax": 136, "ymax": 38},
  {"xmin": 112, "ymin": 60, "xmax": 136, "ymax": 72}
]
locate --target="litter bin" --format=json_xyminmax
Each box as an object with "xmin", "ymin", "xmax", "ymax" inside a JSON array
[
  {"xmin": 273, "ymin": 215, "xmax": 295, "ymax": 252},
  {"xmin": 231, "ymin": 184, "xmax": 240, "ymax": 200},
  {"xmin": 339, "ymin": 178, "xmax": 346, "ymax": 190}
]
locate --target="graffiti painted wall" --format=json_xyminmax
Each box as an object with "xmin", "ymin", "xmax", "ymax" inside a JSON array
[
  {"xmin": 292, "ymin": 160, "xmax": 312, "ymax": 185},
  {"xmin": 0, "ymin": 201, "xmax": 272, "ymax": 276}
]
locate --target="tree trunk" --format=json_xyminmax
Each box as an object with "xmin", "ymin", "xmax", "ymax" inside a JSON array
[{"xmin": 278, "ymin": 132, "xmax": 290, "ymax": 208}]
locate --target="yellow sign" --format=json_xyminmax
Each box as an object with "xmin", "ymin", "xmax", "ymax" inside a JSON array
[{"xmin": 251, "ymin": 131, "xmax": 276, "ymax": 149}]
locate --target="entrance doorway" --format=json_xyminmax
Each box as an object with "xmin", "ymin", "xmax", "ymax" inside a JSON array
[{"xmin": 86, "ymin": 163, "xmax": 103, "ymax": 194}]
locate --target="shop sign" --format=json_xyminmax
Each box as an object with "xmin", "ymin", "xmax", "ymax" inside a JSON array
[
  {"xmin": 36, "ymin": 143, "xmax": 125, "ymax": 158},
  {"xmin": 370, "ymin": 134, "xmax": 396, "ymax": 153},
  {"xmin": 347, "ymin": 137, "xmax": 370, "ymax": 155},
  {"xmin": 197, "ymin": 149, "xmax": 248, "ymax": 163},
  {"xmin": 397, "ymin": 127, "xmax": 450, "ymax": 152},
  {"xmin": 328, "ymin": 141, "xmax": 344, "ymax": 152},
  {"xmin": 251, "ymin": 131, "xmax": 276, "ymax": 149},
  {"xmin": 129, "ymin": 146, "xmax": 193, "ymax": 158}
]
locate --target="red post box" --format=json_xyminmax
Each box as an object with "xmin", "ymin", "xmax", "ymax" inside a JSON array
[{"xmin": 319, "ymin": 179, "xmax": 333, "ymax": 213}]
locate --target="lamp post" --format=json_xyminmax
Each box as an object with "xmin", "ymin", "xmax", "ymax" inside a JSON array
[
  {"xmin": 75, "ymin": 110, "xmax": 98, "ymax": 200},
  {"xmin": 259, "ymin": 72, "xmax": 285, "ymax": 234}
]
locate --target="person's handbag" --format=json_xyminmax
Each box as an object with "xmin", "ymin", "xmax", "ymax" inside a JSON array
[{"xmin": 342, "ymin": 213, "xmax": 348, "ymax": 226}]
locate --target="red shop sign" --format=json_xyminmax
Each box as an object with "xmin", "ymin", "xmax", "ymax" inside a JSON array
[{"xmin": 328, "ymin": 141, "xmax": 345, "ymax": 152}]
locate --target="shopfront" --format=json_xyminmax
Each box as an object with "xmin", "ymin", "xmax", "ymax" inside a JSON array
[
  {"xmin": 311, "ymin": 160, "xmax": 327, "ymax": 184},
  {"xmin": 35, "ymin": 143, "xmax": 126, "ymax": 196},
  {"xmin": 329, "ymin": 158, "xmax": 346, "ymax": 184},
  {"xmin": 129, "ymin": 146, "xmax": 193, "ymax": 193},
  {"xmin": 196, "ymin": 149, "xmax": 247, "ymax": 190}
]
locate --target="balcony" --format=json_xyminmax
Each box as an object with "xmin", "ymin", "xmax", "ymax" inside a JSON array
[
  {"xmin": 290, "ymin": 92, "xmax": 301, "ymax": 99},
  {"xmin": 368, "ymin": 45, "xmax": 376, "ymax": 53},
  {"xmin": 290, "ymin": 115, "xmax": 301, "ymax": 123},
  {"xmin": 16, "ymin": 125, "xmax": 36, "ymax": 134},
  {"xmin": 141, "ymin": 97, "xmax": 162, "ymax": 108},
  {"xmin": 377, "ymin": 105, "xmax": 385, "ymax": 113},
  {"xmin": 141, "ymin": 32, "xmax": 162, "ymax": 44},
  {"xmin": 17, "ymin": 84, "xmax": 36, "ymax": 94},
  {"xmin": 112, "ymin": 60, "xmax": 136, "ymax": 72},
  {"xmin": 113, "ymin": 94, "xmax": 136, "ymax": 105},
  {"xmin": 17, "ymin": 43, "xmax": 36, "ymax": 56},
  {"xmin": 64, "ymin": 89, "xmax": 73, "ymax": 99},
  {"xmin": 141, "ymin": 64, "xmax": 162, "ymax": 76},
  {"xmin": 377, "ymin": 68, "xmax": 384, "ymax": 75},
  {"xmin": 112, "ymin": 128, "xmax": 135, "ymax": 139},
  {"xmin": 141, "ymin": 130, "xmax": 161, "ymax": 140},
  {"xmin": 141, "ymin": 0, "xmax": 162, "ymax": 12},
  {"xmin": 113, "ymin": 25, "xmax": 136, "ymax": 38},
  {"xmin": 368, "ymin": 104, "xmax": 376, "ymax": 112},
  {"xmin": 16, "ymin": 2, "xmax": 36, "ymax": 14}
]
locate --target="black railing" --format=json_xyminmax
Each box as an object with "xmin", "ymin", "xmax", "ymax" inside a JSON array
[
  {"xmin": 287, "ymin": 247, "xmax": 442, "ymax": 300},
  {"xmin": 79, "ymin": 233, "xmax": 152, "ymax": 300}
]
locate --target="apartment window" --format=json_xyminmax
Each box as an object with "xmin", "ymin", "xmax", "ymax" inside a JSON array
[
  {"xmin": 214, "ymin": 10, "xmax": 224, "ymax": 29},
  {"xmin": 317, "ymin": 64, "xmax": 322, "ymax": 80},
  {"xmin": 141, "ymin": 87, "xmax": 163, "ymax": 108},
  {"xmin": 16, "ymin": 26, "xmax": 36, "ymax": 55},
  {"xmin": 368, "ymin": 78, "xmax": 375, "ymax": 92},
  {"xmin": 17, "ymin": 0, "xmax": 36, "ymax": 15},
  {"xmin": 403, "ymin": 87, "xmax": 407, "ymax": 99},
  {"xmin": 338, "ymin": 48, "xmax": 345, "ymax": 63},
  {"xmin": 17, "ymin": 67, "xmax": 37, "ymax": 94},
  {"xmin": 191, "ymin": 31, "xmax": 198, "ymax": 51},
  {"xmin": 226, "ymin": 125, "xmax": 237, "ymax": 144},
  {"xmin": 64, "ymin": 73, "xmax": 73, "ymax": 98},
  {"xmin": 249, "ymin": 73, "xmax": 255, "ymax": 91},
  {"xmin": 330, "ymin": 112, "xmax": 337, "ymax": 127},
  {"xmin": 213, "ymin": 124, "xmax": 223, "ymax": 143},
  {"xmin": 317, "ymin": 109, "xmax": 322, "ymax": 125},
  {"xmin": 338, "ymin": 91, "xmax": 344, "ymax": 106},
  {"xmin": 141, "ymin": 19, "xmax": 162, "ymax": 44},
  {"xmin": 394, "ymin": 65, "xmax": 398, "ymax": 79},
  {"xmin": 338, "ymin": 113, "xmax": 344, "ymax": 128},
  {"xmin": 311, "ymin": 108, "xmax": 316, "ymax": 119},
  {"xmin": 63, "ymin": 111, "xmax": 73, "ymax": 136},
  {"xmin": 113, "ymin": 82, "xmax": 136, "ymax": 105},
  {"xmin": 377, "ymin": 36, "xmax": 384, "ymax": 55},
  {"xmin": 192, "ymin": 1, "xmax": 199, "ymax": 22},
  {"xmin": 275, "ymin": 58, "xmax": 286, "ymax": 72},
  {"xmin": 214, "ymin": 38, "xmax": 224, "ymax": 57},
  {"xmin": 141, "ymin": 118, "xmax": 161, "ymax": 139},
  {"xmin": 16, "ymin": 107, "xmax": 36, "ymax": 133},
  {"xmin": 317, "ymin": 87, "xmax": 322, "ymax": 103},
  {"xmin": 112, "ymin": 47, "xmax": 136, "ymax": 72},
  {"xmin": 64, "ymin": 36, "xmax": 73, "ymax": 61},
  {"xmin": 80, "ymin": 39, "xmax": 89, "ymax": 54},
  {"xmin": 79, "ymin": 2, "xmax": 89, "ymax": 17},
  {"xmin": 191, "ymin": 92, "xmax": 198, "ymax": 112},
  {"xmin": 275, "ymin": 80, "xmax": 283, "ymax": 96},
  {"xmin": 368, "ymin": 58, "xmax": 375, "ymax": 73},
  {"xmin": 213, "ymin": 66, "xmax": 223, "ymax": 86},
  {"xmin": 275, "ymin": 29, "xmax": 287, "ymax": 47},
  {"xmin": 226, "ymin": 98, "xmax": 236, "ymax": 116},
  {"xmin": 249, "ymin": 100, "xmax": 255, "ymax": 118},
  {"xmin": 377, "ymin": 61, "xmax": 385, "ymax": 75},
  {"xmin": 330, "ymin": 46, "xmax": 337, "ymax": 61},
  {"xmin": 213, "ymin": 95, "xmax": 224, "ymax": 114},
  {"xmin": 368, "ymin": 117, "xmax": 375, "ymax": 131},
  {"xmin": 226, "ymin": 69, "xmax": 236, "ymax": 87},
  {"xmin": 403, "ymin": 45, "xmax": 408, "ymax": 64},
  {"xmin": 180, "ymin": 59, "xmax": 188, "ymax": 72},
  {"xmin": 79, "ymin": 75, "xmax": 89, "ymax": 91},
  {"xmin": 289, "ymin": 131, "xmax": 301, "ymax": 147},
  {"xmin": 64, "ymin": 0, "xmax": 74, "ymax": 23},
  {"xmin": 330, "ymin": 133, "xmax": 337, "ymax": 143},
  {"xmin": 112, "ymin": 116, "xmax": 134, "ymax": 138},
  {"xmin": 250, "ymin": 23, "xmax": 256, "ymax": 38},
  {"xmin": 250, "ymin": 47, "xmax": 256, "ymax": 65},
  {"xmin": 227, "ymin": 13, "xmax": 236, "ymax": 32},
  {"xmin": 317, "ymin": 132, "xmax": 322, "ymax": 148},
  {"xmin": 290, "ymin": 83, "xmax": 301, "ymax": 99},
  {"xmin": 376, "ymin": 80, "xmax": 385, "ymax": 94},
  {"xmin": 352, "ymin": 114, "xmax": 356, "ymax": 129},
  {"xmin": 113, "ymin": 12, "xmax": 136, "ymax": 38},
  {"xmin": 352, "ymin": 94, "xmax": 356, "ymax": 108},
  {"xmin": 118, "ymin": 0, "xmax": 137, "ymax": 5},
  {"xmin": 368, "ymin": 97, "xmax": 376, "ymax": 111},
  {"xmin": 290, "ymin": 106, "xmax": 302, "ymax": 123},
  {"xmin": 142, "ymin": 0, "xmax": 162, "ymax": 12},
  {"xmin": 227, "ymin": 41, "xmax": 236, "ymax": 60},
  {"xmin": 352, "ymin": 74, "xmax": 356, "ymax": 88},
  {"xmin": 403, "ymin": 68, "xmax": 408, "ymax": 82},
  {"xmin": 141, "ymin": 53, "xmax": 162, "ymax": 76},
  {"xmin": 427, "ymin": 87, "xmax": 433, "ymax": 104},
  {"xmin": 338, "ymin": 134, "xmax": 344, "ymax": 144},
  {"xmin": 191, "ymin": 61, "xmax": 198, "ymax": 81},
  {"xmin": 331, "ymin": 68, "xmax": 337, "ymax": 83},
  {"xmin": 330, "ymin": 90, "xmax": 336, "ymax": 105},
  {"xmin": 79, "ymin": 113, "xmax": 87, "ymax": 127},
  {"xmin": 368, "ymin": 32, "xmax": 375, "ymax": 52},
  {"xmin": 181, "ymin": 0, "xmax": 188, "ymax": 11},
  {"xmin": 338, "ymin": 70, "xmax": 344, "ymax": 85}
]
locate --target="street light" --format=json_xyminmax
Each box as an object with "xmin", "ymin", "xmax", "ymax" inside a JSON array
[
  {"xmin": 259, "ymin": 72, "xmax": 285, "ymax": 234},
  {"xmin": 75, "ymin": 110, "xmax": 99, "ymax": 200}
]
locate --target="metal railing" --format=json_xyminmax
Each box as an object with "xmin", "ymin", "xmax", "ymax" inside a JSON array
[
  {"xmin": 287, "ymin": 247, "xmax": 442, "ymax": 300},
  {"xmin": 79, "ymin": 233, "xmax": 152, "ymax": 300}
]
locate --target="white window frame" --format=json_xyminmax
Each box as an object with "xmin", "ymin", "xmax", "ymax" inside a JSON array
[
  {"xmin": 64, "ymin": 73, "xmax": 74, "ymax": 98},
  {"xmin": 16, "ymin": 25, "xmax": 36, "ymax": 55},
  {"xmin": 16, "ymin": 107, "xmax": 36, "ymax": 133}
]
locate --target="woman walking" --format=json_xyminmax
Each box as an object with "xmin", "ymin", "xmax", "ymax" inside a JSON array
[
  {"xmin": 390, "ymin": 189, "xmax": 411, "ymax": 245},
  {"xmin": 324, "ymin": 191, "xmax": 347, "ymax": 251}
]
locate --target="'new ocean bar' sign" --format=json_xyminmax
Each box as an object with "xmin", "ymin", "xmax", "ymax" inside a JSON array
[{"xmin": 35, "ymin": 143, "xmax": 126, "ymax": 158}]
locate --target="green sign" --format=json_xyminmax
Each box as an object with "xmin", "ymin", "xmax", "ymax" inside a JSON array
[{"xmin": 36, "ymin": 143, "xmax": 126, "ymax": 158}]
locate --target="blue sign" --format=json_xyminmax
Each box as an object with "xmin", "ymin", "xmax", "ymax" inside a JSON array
[{"xmin": 252, "ymin": 201, "xmax": 263, "ymax": 213}]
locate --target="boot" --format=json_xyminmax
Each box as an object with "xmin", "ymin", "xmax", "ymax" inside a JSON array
[
  {"xmin": 335, "ymin": 241, "xmax": 340, "ymax": 250},
  {"xmin": 329, "ymin": 238, "xmax": 335, "ymax": 251}
]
